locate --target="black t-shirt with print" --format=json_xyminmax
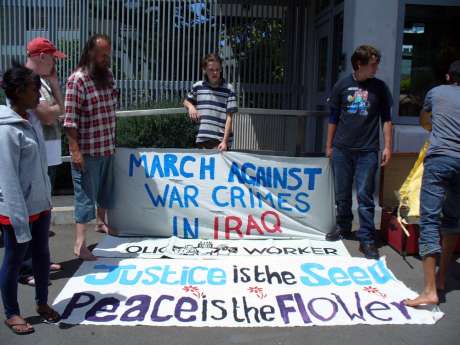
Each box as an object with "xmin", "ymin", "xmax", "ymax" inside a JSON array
[{"xmin": 329, "ymin": 74, "xmax": 393, "ymax": 151}]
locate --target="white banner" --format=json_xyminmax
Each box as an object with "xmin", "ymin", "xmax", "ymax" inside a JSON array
[
  {"xmin": 53, "ymin": 257, "xmax": 443, "ymax": 327},
  {"xmin": 107, "ymin": 149, "xmax": 335, "ymax": 239},
  {"xmin": 92, "ymin": 236, "xmax": 350, "ymax": 259}
]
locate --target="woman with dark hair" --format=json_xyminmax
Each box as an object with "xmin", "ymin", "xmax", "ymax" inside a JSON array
[{"xmin": 0, "ymin": 62, "xmax": 60, "ymax": 335}]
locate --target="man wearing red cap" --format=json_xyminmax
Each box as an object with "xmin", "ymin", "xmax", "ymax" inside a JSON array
[
  {"xmin": 25, "ymin": 37, "xmax": 66, "ymax": 189},
  {"xmin": 19, "ymin": 37, "xmax": 67, "ymax": 285}
]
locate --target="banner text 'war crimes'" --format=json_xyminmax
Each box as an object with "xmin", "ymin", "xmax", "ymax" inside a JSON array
[{"xmin": 128, "ymin": 153, "xmax": 323, "ymax": 238}]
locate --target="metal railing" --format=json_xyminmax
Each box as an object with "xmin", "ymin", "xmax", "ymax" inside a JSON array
[
  {"xmin": 62, "ymin": 107, "xmax": 329, "ymax": 162},
  {"xmin": 1, "ymin": 0, "xmax": 312, "ymax": 110}
]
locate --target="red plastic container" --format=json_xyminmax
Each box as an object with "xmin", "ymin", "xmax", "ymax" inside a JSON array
[{"xmin": 381, "ymin": 210, "xmax": 460, "ymax": 256}]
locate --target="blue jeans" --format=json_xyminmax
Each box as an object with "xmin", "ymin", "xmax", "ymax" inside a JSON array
[
  {"xmin": 332, "ymin": 147, "xmax": 378, "ymax": 244},
  {"xmin": 71, "ymin": 155, "xmax": 114, "ymax": 224},
  {"xmin": 419, "ymin": 155, "xmax": 460, "ymax": 257},
  {"xmin": 0, "ymin": 212, "xmax": 51, "ymax": 318}
]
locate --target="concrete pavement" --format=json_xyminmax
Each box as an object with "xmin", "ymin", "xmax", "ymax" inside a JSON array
[{"xmin": 0, "ymin": 197, "xmax": 459, "ymax": 345}]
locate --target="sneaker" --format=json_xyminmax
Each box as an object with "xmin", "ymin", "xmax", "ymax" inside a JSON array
[
  {"xmin": 326, "ymin": 227, "xmax": 352, "ymax": 241},
  {"xmin": 359, "ymin": 242, "xmax": 379, "ymax": 260}
]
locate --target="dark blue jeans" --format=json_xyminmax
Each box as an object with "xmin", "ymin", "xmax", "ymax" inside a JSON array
[
  {"xmin": 0, "ymin": 212, "xmax": 51, "ymax": 318},
  {"xmin": 419, "ymin": 155, "xmax": 460, "ymax": 257},
  {"xmin": 332, "ymin": 147, "xmax": 378, "ymax": 244}
]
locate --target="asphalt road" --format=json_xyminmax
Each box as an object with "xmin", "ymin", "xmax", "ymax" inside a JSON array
[{"xmin": 0, "ymin": 224, "xmax": 459, "ymax": 345}]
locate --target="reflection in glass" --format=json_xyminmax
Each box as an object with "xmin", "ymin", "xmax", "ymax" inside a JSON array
[{"xmin": 399, "ymin": 4, "xmax": 460, "ymax": 117}]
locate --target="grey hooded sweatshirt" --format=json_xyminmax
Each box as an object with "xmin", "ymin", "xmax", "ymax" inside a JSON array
[{"xmin": 0, "ymin": 105, "xmax": 52, "ymax": 243}]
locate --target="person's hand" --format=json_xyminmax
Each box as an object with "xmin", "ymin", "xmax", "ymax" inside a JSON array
[
  {"xmin": 187, "ymin": 105, "xmax": 199, "ymax": 122},
  {"xmin": 218, "ymin": 141, "xmax": 228, "ymax": 151},
  {"xmin": 381, "ymin": 147, "xmax": 392, "ymax": 166},
  {"xmin": 325, "ymin": 146, "xmax": 333, "ymax": 158},
  {"xmin": 46, "ymin": 65, "xmax": 59, "ymax": 84},
  {"xmin": 71, "ymin": 150, "xmax": 85, "ymax": 171}
]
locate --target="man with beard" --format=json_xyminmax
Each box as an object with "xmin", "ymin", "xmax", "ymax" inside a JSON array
[{"xmin": 63, "ymin": 34, "xmax": 117, "ymax": 260}]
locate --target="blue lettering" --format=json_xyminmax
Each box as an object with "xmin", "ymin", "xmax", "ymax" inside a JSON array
[
  {"xmin": 142, "ymin": 266, "xmax": 161, "ymax": 285},
  {"xmin": 160, "ymin": 265, "xmax": 180, "ymax": 285},
  {"xmin": 300, "ymin": 263, "xmax": 330, "ymax": 286},
  {"xmin": 368, "ymin": 259, "xmax": 395, "ymax": 284},
  {"xmin": 303, "ymin": 168, "xmax": 322, "ymax": 190},
  {"xmin": 200, "ymin": 156, "xmax": 215, "ymax": 180},
  {"xmin": 129, "ymin": 153, "xmax": 149, "ymax": 177},
  {"xmin": 169, "ymin": 186, "xmax": 184, "ymax": 208},
  {"xmin": 145, "ymin": 183, "xmax": 168, "ymax": 207},
  {"xmin": 85, "ymin": 265, "xmax": 135, "ymax": 285},
  {"xmin": 180, "ymin": 155, "xmax": 196, "ymax": 178},
  {"xmin": 294, "ymin": 192, "xmax": 310, "ymax": 213},
  {"xmin": 207, "ymin": 268, "xmax": 226, "ymax": 285},
  {"xmin": 150, "ymin": 155, "xmax": 165, "ymax": 177},
  {"xmin": 348, "ymin": 267, "xmax": 372, "ymax": 285},
  {"xmin": 164, "ymin": 154, "xmax": 179, "ymax": 177},
  {"xmin": 328, "ymin": 268, "xmax": 352, "ymax": 286},
  {"xmin": 212, "ymin": 186, "xmax": 229, "ymax": 207},
  {"xmin": 230, "ymin": 186, "xmax": 247, "ymax": 208},
  {"xmin": 277, "ymin": 193, "xmax": 292, "ymax": 211},
  {"xmin": 288, "ymin": 168, "xmax": 302, "ymax": 191}
]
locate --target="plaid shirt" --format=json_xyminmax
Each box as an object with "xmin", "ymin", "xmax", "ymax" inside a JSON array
[{"xmin": 63, "ymin": 68, "xmax": 117, "ymax": 157}]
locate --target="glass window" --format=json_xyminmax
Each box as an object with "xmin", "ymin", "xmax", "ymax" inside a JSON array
[{"xmin": 399, "ymin": 4, "xmax": 460, "ymax": 117}]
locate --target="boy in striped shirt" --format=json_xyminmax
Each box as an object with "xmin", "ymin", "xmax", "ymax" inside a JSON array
[{"xmin": 184, "ymin": 53, "xmax": 238, "ymax": 150}]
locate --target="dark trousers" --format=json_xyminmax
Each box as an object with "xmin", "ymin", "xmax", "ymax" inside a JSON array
[
  {"xmin": 332, "ymin": 147, "xmax": 379, "ymax": 244},
  {"xmin": 0, "ymin": 213, "xmax": 51, "ymax": 318}
]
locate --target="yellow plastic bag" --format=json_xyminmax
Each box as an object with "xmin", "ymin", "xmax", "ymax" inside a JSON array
[{"xmin": 397, "ymin": 140, "xmax": 430, "ymax": 223}]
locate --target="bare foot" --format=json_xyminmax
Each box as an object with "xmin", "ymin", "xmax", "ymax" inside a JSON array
[
  {"xmin": 404, "ymin": 291, "xmax": 439, "ymax": 307},
  {"xmin": 74, "ymin": 246, "xmax": 97, "ymax": 261}
]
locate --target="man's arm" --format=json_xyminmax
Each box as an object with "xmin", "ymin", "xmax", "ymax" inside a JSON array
[
  {"xmin": 218, "ymin": 113, "xmax": 233, "ymax": 151},
  {"xmin": 183, "ymin": 99, "xmax": 199, "ymax": 121},
  {"xmin": 35, "ymin": 70, "xmax": 65, "ymax": 125},
  {"xmin": 325, "ymin": 123, "xmax": 337, "ymax": 158},
  {"xmin": 63, "ymin": 75, "xmax": 85, "ymax": 171},
  {"xmin": 419, "ymin": 110, "xmax": 432, "ymax": 132},
  {"xmin": 381, "ymin": 121, "xmax": 393, "ymax": 166},
  {"xmin": 65, "ymin": 127, "xmax": 84, "ymax": 171}
]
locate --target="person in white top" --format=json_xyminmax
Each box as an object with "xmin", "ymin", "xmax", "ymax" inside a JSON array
[
  {"xmin": 18, "ymin": 37, "xmax": 67, "ymax": 285},
  {"xmin": 25, "ymin": 37, "xmax": 66, "ymax": 188}
]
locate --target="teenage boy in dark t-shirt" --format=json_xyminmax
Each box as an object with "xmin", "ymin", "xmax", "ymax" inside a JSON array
[{"xmin": 325, "ymin": 45, "xmax": 393, "ymax": 260}]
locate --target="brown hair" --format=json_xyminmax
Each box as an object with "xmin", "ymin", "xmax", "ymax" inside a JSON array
[
  {"xmin": 200, "ymin": 53, "xmax": 222, "ymax": 70},
  {"xmin": 351, "ymin": 45, "xmax": 381, "ymax": 71}
]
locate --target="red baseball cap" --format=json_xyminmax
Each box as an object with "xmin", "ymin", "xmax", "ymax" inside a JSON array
[{"xmin": 27, "ymin": 37, "xmax": 66, "ymax": 59}]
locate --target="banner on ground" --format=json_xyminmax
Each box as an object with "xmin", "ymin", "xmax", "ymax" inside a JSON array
[
  {"xmin": 92, "ymin": 236, "xmax": 350, "ymax": 259},
  {"xmin": 107, "ymin": 149, "xmax": 335, "ymax": 239},
  {"xmin": 53, "ymin": 256, "xmax": 443, "ymax": 327}
]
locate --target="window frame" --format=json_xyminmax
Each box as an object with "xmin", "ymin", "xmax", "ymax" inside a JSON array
[{"xmin": 393, "ymin": 0, "xmax": 460, "ymax": 125}]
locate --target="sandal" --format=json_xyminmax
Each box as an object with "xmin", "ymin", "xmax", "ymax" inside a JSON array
[
  {"xmin": 95, "ymin": 223, "xmax": 109, "ymax": 233},
  {"xmin": 36, "ymin": 304, "xmax": 61, "ymax": 323},
  {"xmin": 4, "ymin": 318, "xmax": 35, "ymax": 335}
]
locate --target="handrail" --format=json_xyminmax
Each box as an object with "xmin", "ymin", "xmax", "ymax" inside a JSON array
[
  {"xmin": 61, "ymin": 107, "xmax": 329, "ymax": 162},
  {"xmin": 117, "ymin": 107, "xmax": 329, "ymax": 118}
]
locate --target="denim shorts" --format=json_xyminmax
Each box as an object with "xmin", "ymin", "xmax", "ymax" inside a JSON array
[
  {"xmin": 71, "ymin": 155, "xmax": 114, "ymax": 224},
  {"xmin": 419, "ymin": 154, "xmax": 460, "ymax": 257}
]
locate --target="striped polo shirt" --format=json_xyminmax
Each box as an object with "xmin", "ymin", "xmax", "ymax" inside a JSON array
[{"xmin": 186, "ymin": 80, "xmax": 238, "ymax": 143}]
